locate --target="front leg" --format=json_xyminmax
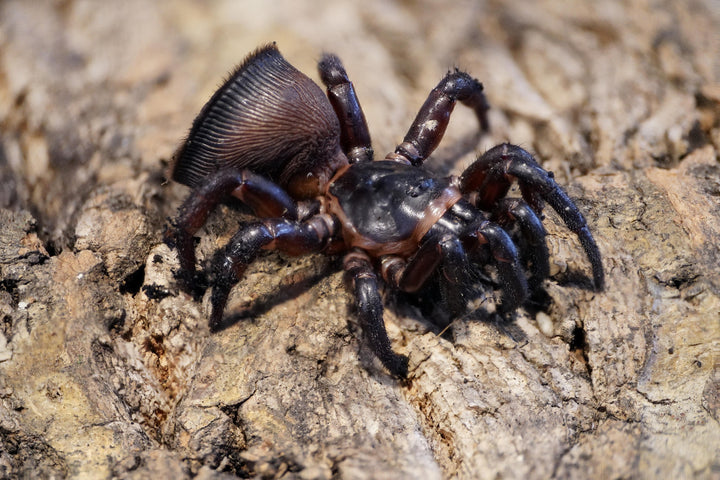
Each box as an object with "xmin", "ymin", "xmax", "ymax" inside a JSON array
[
  {"xmin": 207, "ymin": 215, "xmax": 337, "ymax": 330},
  {"xmin": 344, "ymin": 250, "xmax": 409, "ymax": 378},
  {"xmin": 388, "ymin": 70, "xmax": 489, "ymax": 166},
  {"xmin": 460, "ymin": 143, "xmax": 604, "ymax": 290},
  {"xmin": 168, "ymin": 168, "xmax": 298, "ymax": 296}
]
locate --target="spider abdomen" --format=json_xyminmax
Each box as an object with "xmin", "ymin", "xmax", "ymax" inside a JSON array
[
  {"xmin": 327, "ymin": 160, "xmax": 462, "ymax": 256},
  {"xmin": 170, "ymin": 44, "xmax": 345, "ymax": 198}
]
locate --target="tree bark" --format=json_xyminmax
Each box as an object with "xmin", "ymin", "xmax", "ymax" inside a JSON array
[{"xmin": 0, "ymin": 1, "xmax": 718, "ymax": 478}]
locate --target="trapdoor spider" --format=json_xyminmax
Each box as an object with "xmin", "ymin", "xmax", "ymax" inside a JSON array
[{"xmin": 167, "ymin": 44, "xmax": 604, "ymax": 378}]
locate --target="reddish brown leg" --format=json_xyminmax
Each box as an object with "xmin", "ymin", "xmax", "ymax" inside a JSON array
[
  {"xmin": 388, "ymin": 70, "xmax": 489, "ymax": 166},
  {"xmin": 318, "ymin": 53, "xmax": 373, "ymax": 163},
  {"xmin": 168, "ymin": 168, "xmax": 298, "ymax": 296},
  {"xmin": 460, "ymin": 143, "xmax": 604, "ymax": 290}
]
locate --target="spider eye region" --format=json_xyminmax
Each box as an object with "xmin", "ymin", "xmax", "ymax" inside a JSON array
[{"xmin": 406, "ymin": 178, "xmax": 433, "ymax": 197}]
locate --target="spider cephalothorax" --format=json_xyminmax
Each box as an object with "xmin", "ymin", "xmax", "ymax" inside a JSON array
[{"xmin": 167, "ymin": 43, "xmax": 604, "ymax": 378}]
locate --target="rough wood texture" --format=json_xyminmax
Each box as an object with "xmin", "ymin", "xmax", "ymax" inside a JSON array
[{"xmin": 1, "ymin": 1, "xmax": 719, "ymax": 478}]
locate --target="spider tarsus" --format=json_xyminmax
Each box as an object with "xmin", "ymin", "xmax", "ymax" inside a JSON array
[
  {"xmin": 317, "ymin": 52, "xmax": 348, "ymax": 86},
  {"xmin": 578, "ymin": 227, "xmax": 605, "ymax": 290},
  {"xmin": 386, "ymin": 353, "xmax": 410, "ymax": 379},
  {"xmin": 208, "ymin": 268, "xmax": 238, "ymax": 331}
]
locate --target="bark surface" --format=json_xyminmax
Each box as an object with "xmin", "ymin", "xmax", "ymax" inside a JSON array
[{"xmin": 0, "ymin": 1, "xmax": 718, "ymax": 479}]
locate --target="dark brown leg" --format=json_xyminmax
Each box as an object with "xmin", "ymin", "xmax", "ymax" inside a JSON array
[
  {"xmin": 208, "ymin": 215, "xmax": 337, "ymax": 330},
  {"xmin": 491, "ymin": 198, "xmax": 549, "ymax": 289},
  {"xmin": 318, "ymin": 53, "xmax": 373, "ymax": 163},
  {"xmin": 389, "ymin": 70, "xmax": 489, "ymax": 166},
  {"xmin": 460, "ymin": 143, "xmax": 604, "ymax": 290},
  {"xmin": 344, "ymin": 250, "xmax": 409, "ymax": 378},
  {"xmin": 168, "ymin": 168, "xmax": 298, "ymax": 295},
  {"xmin": 461, "ymin": 220, "xmax": 529, "ymax": 313},
  {"xmin": 383, "ymin": 223, "xmax": 528, "ymax": 314}
]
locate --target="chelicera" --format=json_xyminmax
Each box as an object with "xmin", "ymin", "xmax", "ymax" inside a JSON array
[{"xmin": 167, "ymin": 43, "xmax": 604, "ymax": 378}]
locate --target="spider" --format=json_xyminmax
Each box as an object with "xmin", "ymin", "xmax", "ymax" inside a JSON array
[{"xmin": 166, "ymin": 43, "xmax": 604, "ymax": 378}]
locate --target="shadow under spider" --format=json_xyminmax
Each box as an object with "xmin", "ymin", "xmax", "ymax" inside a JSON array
[
  {"xmin": 209, "ymin": 257, "xmax": 341, "ymax": 332},
  {"xmin": 391, "ymin": 262, "xmax": 598, "ymax": 348},
  {"xmin": 208, "ymin": 248, "xmax": 596, "ymax": 356}
]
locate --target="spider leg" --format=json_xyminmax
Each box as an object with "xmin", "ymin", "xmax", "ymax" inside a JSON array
[
  {"xmin": 382, "ymin": 235, "xmax": 477, "ymax": 315},
  {"xmin": 461, "ymin": 220, "xmax": 530, "ymax": 313},
  {"xmin": 168, "ymin": 168, "xmax": 297, "ymax": 295},
  {"xmin": 318, "ymin": 53, "xmax": 373, "ymax": 163},
  {"xmin": 381, "ymin": 235, "xmax": 463, "ymax": 291},
  {"xmin": 382, "ymin": 221, "xmax": 527, "ymax": 314},
  {"xmin": 208, "ymin": 215, "xmax": 337, "ymax": 330},
  {"xmin": 388, "ymin": 70, "xmax": 489, "ymax": 166},
  {"xmin": 344, "ymin": 250, "xmax": 409, "ymax": 378},
  {"xmin": 460, "ymin": 143, "xmax": 604, "ymax": 290},
  {"xmin": 491, "ymin": 198, "xmax": 550, "ymax": 290}
]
